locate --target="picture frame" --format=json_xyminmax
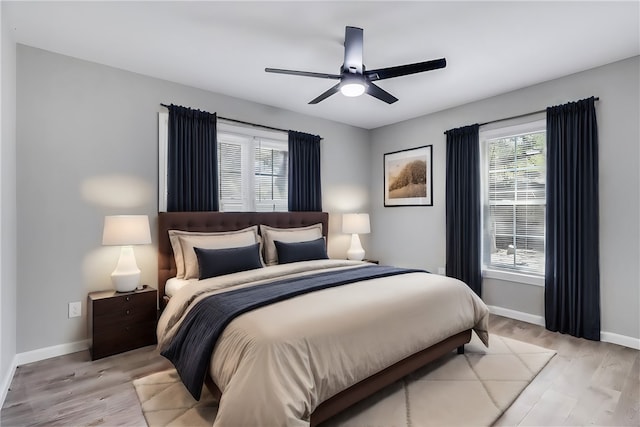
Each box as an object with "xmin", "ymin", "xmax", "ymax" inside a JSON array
[{"xmin": 384, "ymin": 145, "xmax": 433, "ymax": 207}]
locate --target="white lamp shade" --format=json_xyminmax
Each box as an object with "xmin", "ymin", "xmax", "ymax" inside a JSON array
[
  {"xmin": 102, "ymin": 215, "xmax": 151, "ymax": 246},
  {"xmin": 342, "ymin": 213, "xmax": 370, "ymax": 235}
]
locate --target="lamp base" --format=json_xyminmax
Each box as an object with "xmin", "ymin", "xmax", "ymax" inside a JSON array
[
  {"xmin": 346, "ymin": 233, "xmax": 365, "ymax": 261},
  {"xmin": 111, "ymin": 246, "xmax": 141, "ymax": 292},
  {"xmin": 112, "ymin": 272, "xmax": 141, "ymax": 293}
]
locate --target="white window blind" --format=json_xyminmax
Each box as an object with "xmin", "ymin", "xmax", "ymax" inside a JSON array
[
  {"xmin": 481, "ymin": 119, "xmax": 546, "ymax": 276},
  {"xmin": 218, "ymin": 133, "xmax": 247, "ymax": 211},
  {"xmin": 217, "ymin": 122, "xmax": 288, "ymax": 212},
  {"xmin": 254, "ymin": 139, "xmax": 288, "ymax": 212}
]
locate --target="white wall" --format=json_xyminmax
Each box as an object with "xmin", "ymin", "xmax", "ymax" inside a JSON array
[
  {"xmin": 16, "ymin": 45, "xmax": 370, "ymax": 353},
  {"xmin": 0, "ymin": 2, "xmax": 18, "ymax": 404},
  {"xmin": 369, "ymin": 56, "xmax": 640, "ymax": 343}
]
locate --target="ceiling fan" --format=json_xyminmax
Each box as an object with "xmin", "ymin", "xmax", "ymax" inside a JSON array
[{"xmin": 265, "ymin": 26, "xmax": 446, "ymax": 105}]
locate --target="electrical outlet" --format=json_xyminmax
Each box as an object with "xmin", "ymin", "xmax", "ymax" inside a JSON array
[
  {"xmin": 68, "ymin": 301, "xmax": 81, "ymax": 318},
  {"xmin": 437, "ymin": 267, "xmax": 446, "ymax": 275}
]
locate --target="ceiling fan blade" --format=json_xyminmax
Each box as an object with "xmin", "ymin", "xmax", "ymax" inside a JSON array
[
  {"xmin": 366, "ymin": 82, "xmax": 398, "ymax": 104},
  {"xmin": 308, "ymin": 83, "xmax": 341, "ymax": 104},
  {"xmin": 365, "ymin": 58, "xmax": 446, "ymax": 81},
  {"xmin": 265, "ymin": 68, "xmax": 341, "ymax": 80},
  {"xmin": 343, "ymin": 26, "xmax": 363, "ymax": 74}
]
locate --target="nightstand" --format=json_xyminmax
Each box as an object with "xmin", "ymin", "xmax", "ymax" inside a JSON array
[{"xmin": 88, "ymin": 286, "xmax": 157, "ymax": 360}]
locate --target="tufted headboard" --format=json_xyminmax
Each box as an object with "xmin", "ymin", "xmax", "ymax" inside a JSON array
[{"xmin": 157, "ymin": 211, "xmax": 329, "ymax": 308}]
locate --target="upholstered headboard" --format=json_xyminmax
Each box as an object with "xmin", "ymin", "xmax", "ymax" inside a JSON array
[{"xmin": 157, "ymin": 211, "xmax": 329, "ymax": 308}]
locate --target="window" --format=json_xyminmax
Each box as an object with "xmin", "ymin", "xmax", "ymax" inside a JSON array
[
  {"xmin": 157, "ymin": 114, "xmax": 288, "ymax": 212},
  {"xmin": 480, "ymin": 119, "xmax": 546, "ymax": 279},
  {"xmin": 217, "ymin": 122, "xmax": 288, "ymax": 212}
]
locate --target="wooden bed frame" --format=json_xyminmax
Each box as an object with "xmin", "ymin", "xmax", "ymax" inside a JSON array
[{"xmin": 157, "ymin": 211, "xmax": 471, "ymax": 426}]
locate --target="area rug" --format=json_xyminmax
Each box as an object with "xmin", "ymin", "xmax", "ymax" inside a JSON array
[{"xmin": 133, "ymin": 334, "xmax": 555, "ymax": 426}]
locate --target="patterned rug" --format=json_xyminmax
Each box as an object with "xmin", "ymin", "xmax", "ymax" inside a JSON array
[{"xmin": 133, "ymin": 334, "xmax": 555, "ymax": 426}]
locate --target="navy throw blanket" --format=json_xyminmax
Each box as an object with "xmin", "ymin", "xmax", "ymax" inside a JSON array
[{"xmin": 161, "ymin": 265, "xmax": 424, "ymax": 399}]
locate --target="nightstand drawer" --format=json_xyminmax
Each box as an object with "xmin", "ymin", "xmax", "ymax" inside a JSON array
[
  {"xmin": 93, "ymin": 304, "xmax": 156, "ymax": 328},
  {"xmin": 91, "ymin": 321, "xmax": 156, "ymax": 360},
  {"xmin": 92, "ymin": 291, "xmax": 155, "ymax": 316}
]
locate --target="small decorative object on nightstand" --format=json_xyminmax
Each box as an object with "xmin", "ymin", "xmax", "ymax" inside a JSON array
[
  {"xmin": 343, "ymin": 213, "xmax": 371, "ymax": 261},
  {"xmin": 87, "ymin": 286, "xmax": 157, "ymax": 360}
]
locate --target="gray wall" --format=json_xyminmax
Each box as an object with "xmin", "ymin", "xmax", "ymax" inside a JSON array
[
  {"xmin": 16, "ymin": 45, "xmax": 371, "ymax": 353},
  {"xmin": 369, "ymin": 56, "xmax": 640, "ymax": 340},
  {"xmin": 0, "ymin": 3, "xmax": 18, "ymax": 397},
  {"xmin": 11, "ymin": 44, "xmax": 640, "ymax": 356}
]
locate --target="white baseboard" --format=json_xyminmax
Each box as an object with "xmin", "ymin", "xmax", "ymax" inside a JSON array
[
  {"xmin": 600, "ymin": 332, "xmax": 640, "ymax": 350},
  {"xmin": 0, "ymin": 356, "xmax": 17, "ymax": 409},
  {"xmin": 14, "ymin": 339, "xmax": 89, "ymax": 366},
  {"xmin": 487, "ymin": 305, "xmax": 545, "ymax": 326},
  {"xmin": 488, "ymin": 305, "xmax": 640, "ymax": 350}
]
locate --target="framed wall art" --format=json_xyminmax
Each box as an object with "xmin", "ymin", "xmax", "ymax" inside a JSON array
[{"xmin": 384, "ymin": 145, "xmax": 433, "ymax": 207}]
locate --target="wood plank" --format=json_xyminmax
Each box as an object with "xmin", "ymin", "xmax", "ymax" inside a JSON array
[
  {"xmin": 518, "ymin": 388, "xmax": 577, "ymax": 426},
  {"xmin": 1, "ymin": 345, "xmax": 170, "ymax": 426},
  {"xmin": 611, "ymin": 352, "xmax": 640, "ymax": 426}
]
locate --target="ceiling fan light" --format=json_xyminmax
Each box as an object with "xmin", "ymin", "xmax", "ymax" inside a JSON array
[{"xmin": 340, "ymin": 82, "xmax": 365, "ymax": 97}]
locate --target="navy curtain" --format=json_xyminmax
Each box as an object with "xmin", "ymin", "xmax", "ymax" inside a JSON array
[
  {"xmin": 445, "ymin": 124, "xmax": 482, "ymax": 296},
  {"xmin": 545, "ymin": 97, "xmax": 600, "ymax": 340},
  {"xmin": 167, "ymin": 105, "xmax": 219, "ymax": 212},
  {"xmin": 288, "ymin": 130, "xmax": 322, "ymax": 211}
]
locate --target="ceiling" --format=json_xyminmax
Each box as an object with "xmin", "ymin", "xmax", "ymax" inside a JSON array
[{"xmin": 4, "ymin": 1, "xmax": 639, "ymax": 129}]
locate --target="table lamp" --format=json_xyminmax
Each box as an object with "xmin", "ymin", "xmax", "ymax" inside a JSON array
[
  {"xmin": 342, "ymin": 213, "xmax": 370, "ymax": 261},
  {"xmin": 102, "ymin": 215, "xmax": 151, "ymax": 292}
]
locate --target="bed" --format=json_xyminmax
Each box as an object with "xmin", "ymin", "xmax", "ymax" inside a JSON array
[{"xmin": 156, "ymin": 211, "xmax": 489, "ymax": 426}]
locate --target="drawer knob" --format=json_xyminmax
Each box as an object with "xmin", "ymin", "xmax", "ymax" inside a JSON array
[
  {"xmin": 125, "ymin": 309, "xmax": 130, "ymax": 315},
  {"xmin": 126, "ymin": 296, "xmax": 130, "ymax": 302}
]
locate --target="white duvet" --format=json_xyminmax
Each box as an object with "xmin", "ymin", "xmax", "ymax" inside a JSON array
[{"xmin": 157, "ymin": 259, "xmax": 489, "ymax": 426}]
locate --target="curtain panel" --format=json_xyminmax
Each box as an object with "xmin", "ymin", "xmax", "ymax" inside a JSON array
[
  {"xmin": 288, "ymin": 130, "xmax": 322, "ymax": 211},
  {"xmin": 167, "ymin": 105, "xmax": 219, "ymax": 212},
  {"xmin": 545, "ymin": 97, "xmax": 600, "ymax": 340},
  {"xmin": 445, "ymin": 124, "xmax": 482, "ymax": 296}
]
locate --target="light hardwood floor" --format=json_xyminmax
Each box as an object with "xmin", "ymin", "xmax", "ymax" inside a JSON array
[
  {"xmin": 492, "ymin": 315, "xmax": 639, "ymax": 426},
  {"xmin": 1, "ymin": 314, "xmax": 638, "ymax": 426}
]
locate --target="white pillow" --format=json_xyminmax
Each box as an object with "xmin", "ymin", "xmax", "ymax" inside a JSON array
[
  {"xmin": 260, "ymin": 223, "xmax": 323, "ymax": 265},
  {"xmin": 169, "ymin": 226, "xmax": 260, "ymax": 279}
]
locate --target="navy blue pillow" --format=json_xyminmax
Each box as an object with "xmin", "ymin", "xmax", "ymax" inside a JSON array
[
  {"xmin": 194, "ymin": 243, "xmax": 263, "ymax": 280},
  {"xmin": 274, "ymin": 238, "xmax": 328, "ymax": 264}
]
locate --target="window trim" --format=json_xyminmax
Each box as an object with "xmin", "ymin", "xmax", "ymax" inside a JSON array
[
  {"xmin": 483, "ymin": 268, "xmax": 545, "ymax": 287},
  {"xmin": 479, "ymin": 117, "xmax": 547, "ymax": 282},
  {"xmin": 480, "ymin": 118, "xmax": 546, "ymax": 141}
]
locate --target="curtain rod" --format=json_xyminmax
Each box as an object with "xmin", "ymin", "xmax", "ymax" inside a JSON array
[
  {"xmin": 219, "ymin": 116, "xmax": 290, "ymax": 134},
  {"xmin": 160, "ymin": 103, "xmax": 323, "ymax": 140},
  {"xmin": 478, "ymin": 97, "xmax": 600, "ymax": 127},
  {"xmin": 443, "ymin": 97, "xmax": 600, "ymax": 134}
]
